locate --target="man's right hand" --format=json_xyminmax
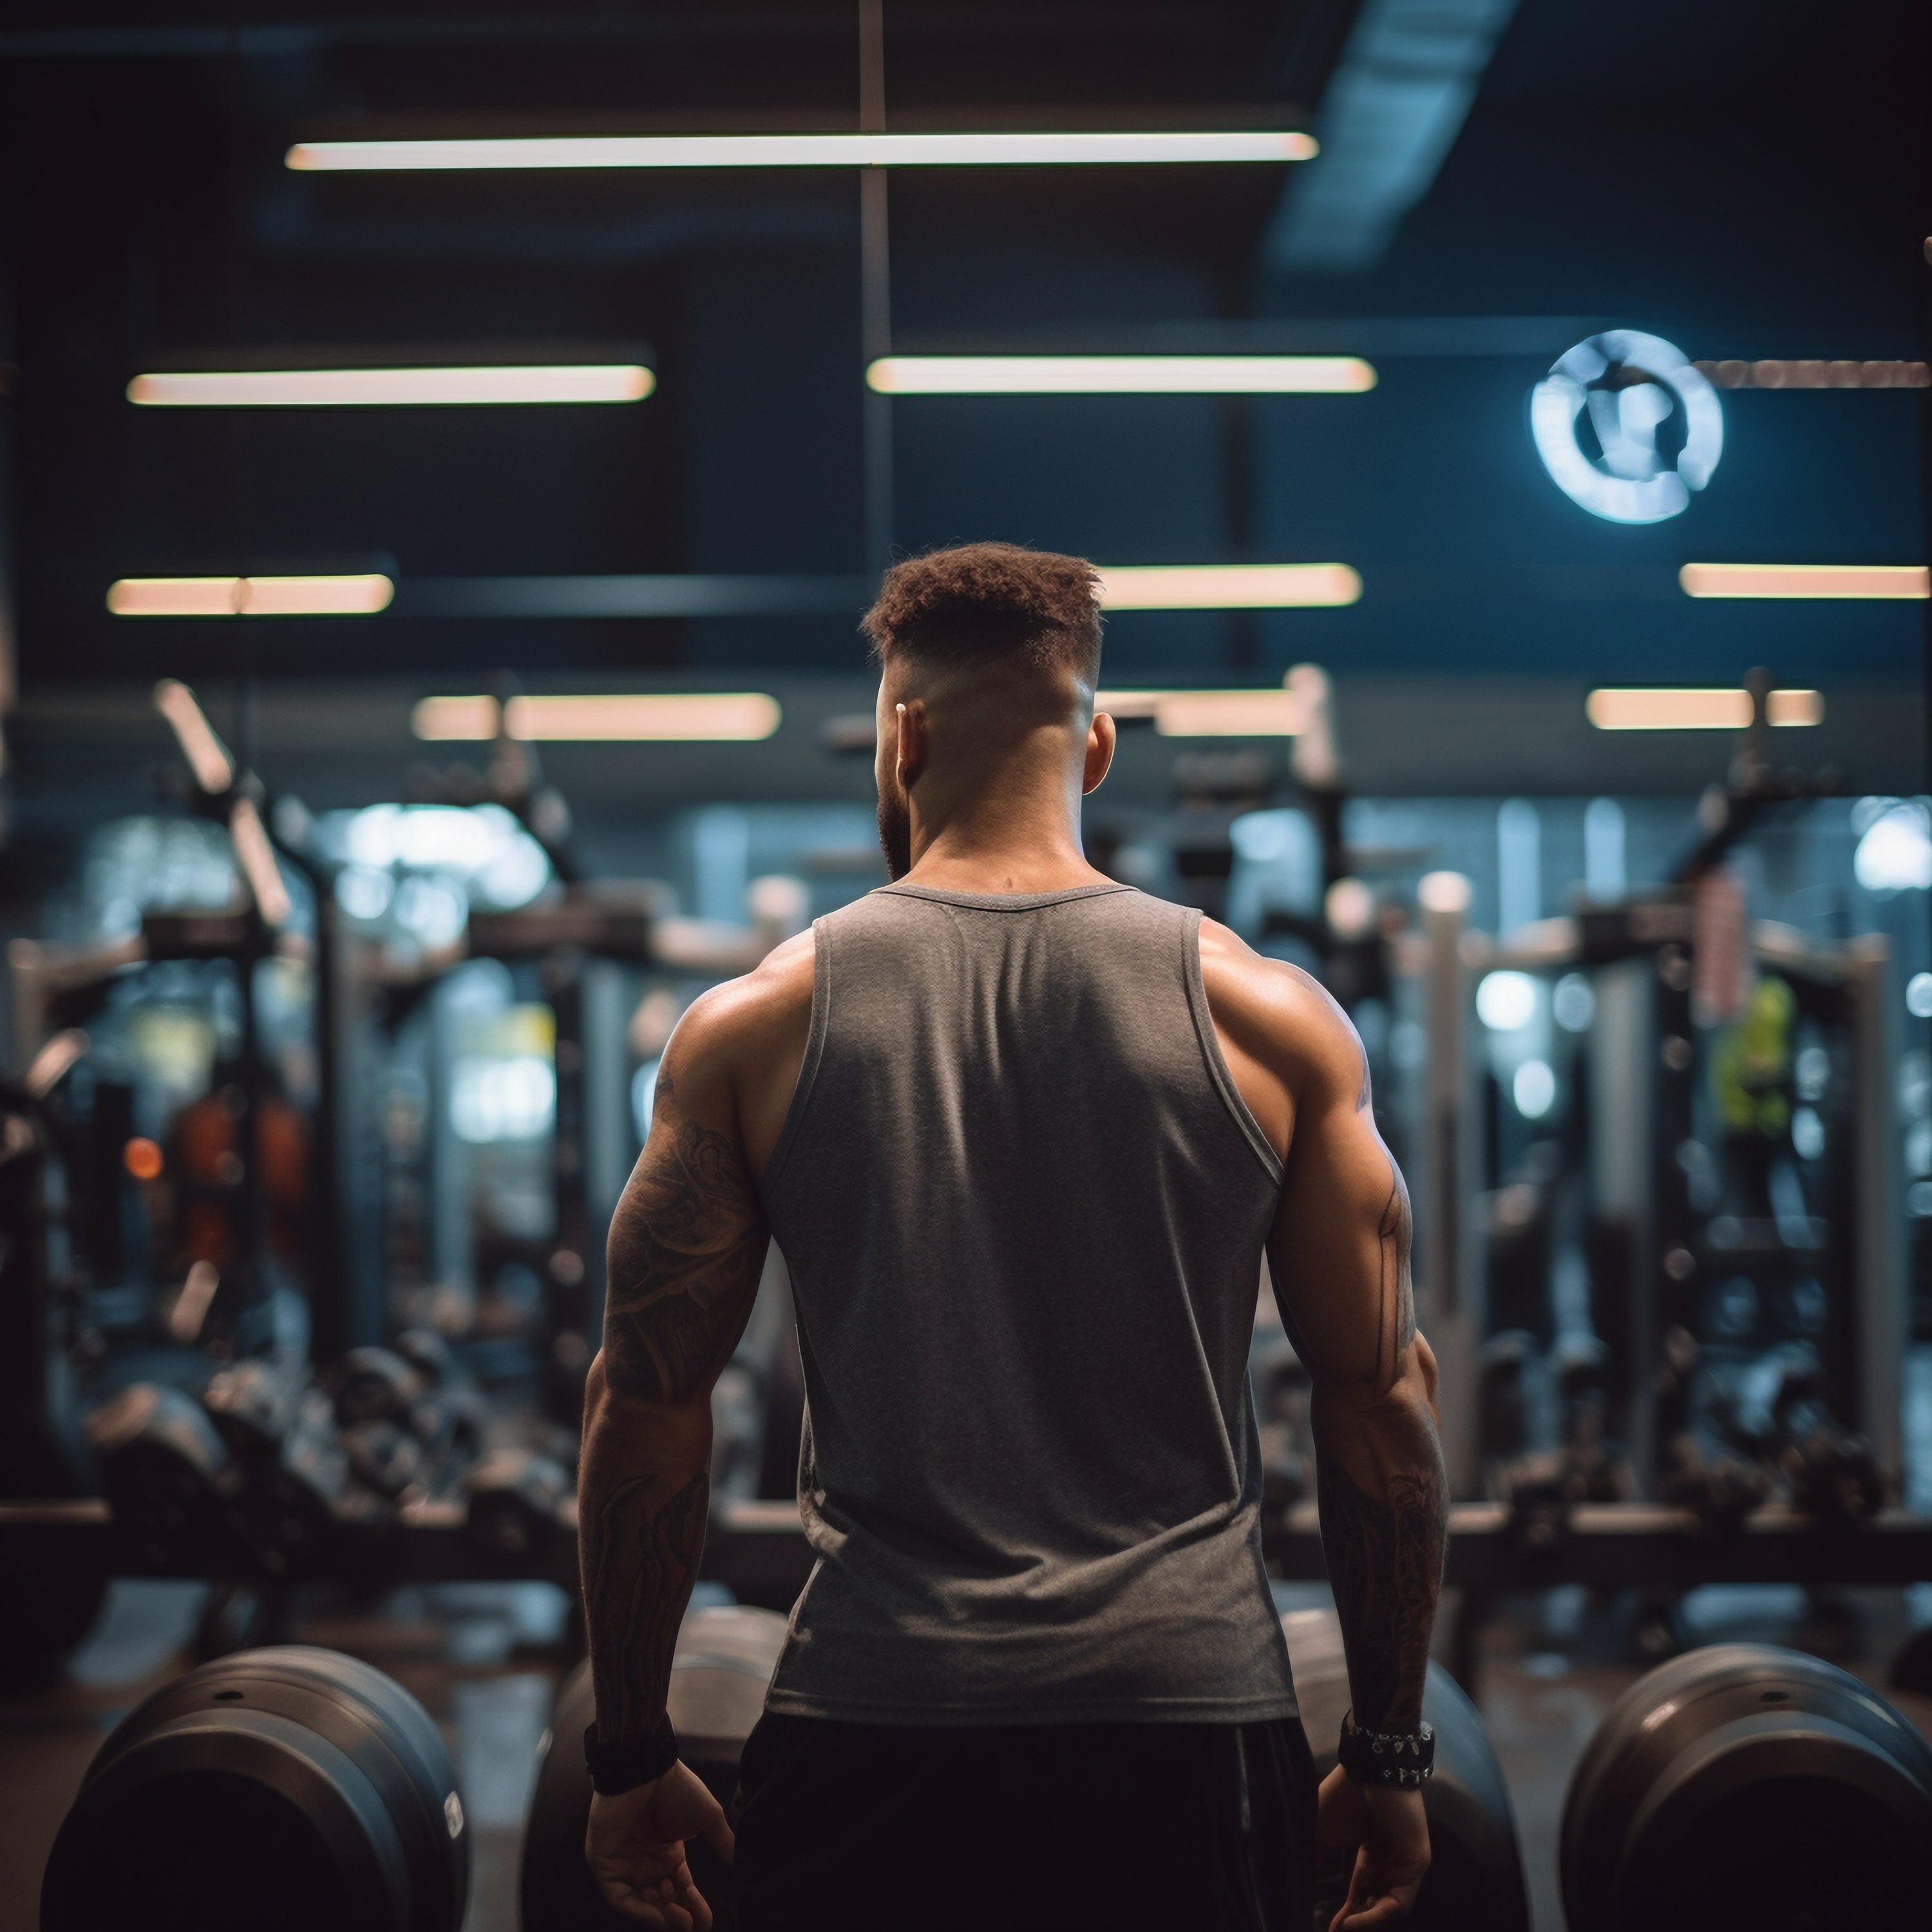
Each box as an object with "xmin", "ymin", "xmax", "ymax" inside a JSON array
[
  {"xmin": 586, "ymin": 1761, "xmax": 734, "ymax": 1928},
  {"xmin": 1315, "ymin": 1765, "xmax": 1431, "ymax": 1928}
]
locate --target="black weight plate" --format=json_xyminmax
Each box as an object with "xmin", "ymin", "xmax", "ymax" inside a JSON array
[
  {"xmin": 1560, "ymin": 1643, "xmax": 1932, "ymax": 1932},
  {"xmin": 41, "ymin": 1645, "xmax": 468, "ymax": 1932},
  {"xmin": 42, "ymin": 1710, "xmax": 404, "ymax": 1932}
]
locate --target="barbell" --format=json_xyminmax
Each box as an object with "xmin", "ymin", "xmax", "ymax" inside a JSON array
[{"xmin": 519, "ymin": 1602, "xmax": 1531, "ymax": 1931}]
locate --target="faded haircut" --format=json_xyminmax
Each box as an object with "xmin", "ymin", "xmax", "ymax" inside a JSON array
[{"xmin": 861, "ymin": 542, "xmax": 1103, "ymax": 687}]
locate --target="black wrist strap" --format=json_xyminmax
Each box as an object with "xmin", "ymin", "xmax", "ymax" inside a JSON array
[
  {"xmin": 583, "ymin": 1714, "xmax": 679, "ymax": 1795},
  {"xmin": 1337, "ymin": 1710, "xmax": 1435, "ymax": 1789}
]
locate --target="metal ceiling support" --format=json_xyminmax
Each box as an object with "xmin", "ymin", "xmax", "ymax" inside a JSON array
[
  {"xmin": 1265, "ymin": 0, "xmax": 1519, "ymax": 274},
  {"xmin": 0, "ymin": 8, "xmax": 1235, "ymax": 61},
  {"xmin": 397, "ymin": 575, "xmax": 873, "ymax": 618},
  {"xmin": 858, "ymin": 0, "xmax": 894, "ymax": 578},
  {"xmin": 251, "ymin": 189, "xmax": 857, "ymax": 267}
]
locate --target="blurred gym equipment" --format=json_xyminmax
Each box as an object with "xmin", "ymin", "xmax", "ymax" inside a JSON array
[
  {"xmin": 1432, "ymin": 689, "xmax": 1902, "ymax": 1565},
  {"xmin": 41, "ymin": 1644, "xmax": 468, "ymax": 1932},
  {"xmin": 518, "ymin": 1600, "xmax": 1531, "ymax": 1932},
  {"xmin": 1560, "ymin": 1644, "xmax": 1932, "ymax": 1932},
  {"xmin": 86, "ymin": 1379, "xmax": 234, "ymax": 1565},
  {"xmin": 1654, "ymin": 1324, "xmax": 1772, "ymax": 1528}
]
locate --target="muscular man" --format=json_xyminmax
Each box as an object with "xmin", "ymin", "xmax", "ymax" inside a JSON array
[{"xmin": 577, "ymin": 543, "xmax": 1447, "ymax": 1931}]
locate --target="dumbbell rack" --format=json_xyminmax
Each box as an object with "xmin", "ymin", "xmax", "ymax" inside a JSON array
[
  {"xmin": 1269, "ymin": 1499, "xmax": 1932, "ymax": 1693},
  {"xmin": 6, "ymin": 1493, "xmax": 1932, "ymax": 1690},
  {"xmin": 0, "ymin": 1493, "xmax": 815, "ymax": 1598}
]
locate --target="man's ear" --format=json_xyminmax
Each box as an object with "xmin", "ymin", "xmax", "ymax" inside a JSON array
[
  {"xmin": 1082, "ymin": 709, "xmax": 1117, "ymax": 795},
  {"xmin": 895, "ymin": 699, "xmax": 930, "ymax": 788}
]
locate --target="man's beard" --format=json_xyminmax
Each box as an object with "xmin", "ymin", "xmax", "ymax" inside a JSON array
[{"xmin": 876, "ymin": 788, "xmax": 913, "ymax": 882}]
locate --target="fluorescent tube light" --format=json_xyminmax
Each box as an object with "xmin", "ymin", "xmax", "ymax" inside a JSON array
[
  {"xmin": 128, "ymin": 365, "xmax": 653, "ymax": 408},
  {"xmin": 866, "ymin": 355, "xmax": 1374, "ymax": 395},
  {"xmin": 413, "ymin": 694, "xmax": 782, "ymax": 742},
  {"xmin": 286, "ymin": 131, "xmax": 1316, "ymax": 173},
  {"xmin": 1586, "ymin": 688, "xmax": 1825, "ymax": 730},
  {"xmin": 413, "ymin": 695, "xmax": 504, "ymax": 741},
  {"xmin": 108, "ymin": 574, "xmax": 395, "ymax": 616},
  {"xmin": 1099, "ymin": 689, "xmax": 1303, "ymax": 736},
  {"xmin": 1679, "ymin": 563, "xmax": 1929, "ymax": 599},
  {"xmin": 820, "ymin": 688, "xmax": 1307, "ymax": 744},
  {"xmin": 1096, "ymin": 564, "xmax": 1361, "ymax": 610},
  {"xmin": 398, "ymin": 571, "xmax": 1357, "ymax": 618},
  {"xmin": 506, "ymin": 694, "xmax": 781, "ymax": 740}
]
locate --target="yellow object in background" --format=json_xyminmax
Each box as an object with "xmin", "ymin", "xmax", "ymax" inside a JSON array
[{"xmin": 1710, "ymin": 976, "xmax": 1795, "ymax": 1139}]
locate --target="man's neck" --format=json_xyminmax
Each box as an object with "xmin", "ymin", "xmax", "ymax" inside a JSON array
[{"xmin": 896, "ymin": 824, "xmax": 1112, "ymax": 897}]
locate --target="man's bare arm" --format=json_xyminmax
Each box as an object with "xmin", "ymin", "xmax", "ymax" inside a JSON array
[
  {"xmin": 1265, "ymin": 981, "xmax": 1446, "ymax": 1736},
  {"xmin": 579, "ymin": 1005, "xmax": 769, "ymax": 1748}
]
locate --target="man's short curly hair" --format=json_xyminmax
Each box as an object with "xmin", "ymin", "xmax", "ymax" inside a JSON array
[{"xmin": 861, "ymin": 542, "xmax": 1103, "ymax": 685}]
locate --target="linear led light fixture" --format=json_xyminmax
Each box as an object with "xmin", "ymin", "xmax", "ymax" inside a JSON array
[
  {"xmin": 128, "ymin": 365, "xmax": 653, "ymax": 408},
  {"xmin": 1101, "ymin": 688, "xmax": 1303, "ymax": 736},
  {"xmin": 287, "ymin": 131, "xmax": 1315, "ymax": 173},
  {"xmin": 108, "ymin": 574, "xmax": 395, "ymax": 616},
  {"xmin": 1680, "ymin": 562, "xmax": 1929, "ymax": 599},
  {"xmin": 413, "ymin": 696, "xmax": 502, "ymax": 740},
  {"xmin": 1586, "ymin": 688, "xmax": 1825, "ymax": 730},
  {"xmin": 867, "ymin": 355, "xmax": 1375, "ymax": 395},
  {"xmin": 1097, "ymin": 564, "xmax": 1361, "ymax": 609},
  {"xmin": 413, "ymin": 693, "xmax": 781, "ymax": 742}
]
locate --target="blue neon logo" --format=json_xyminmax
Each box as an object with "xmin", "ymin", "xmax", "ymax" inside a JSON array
[{"xmin": 1530, "ymin": 330, "xmax": 1723, "ymax": 524}]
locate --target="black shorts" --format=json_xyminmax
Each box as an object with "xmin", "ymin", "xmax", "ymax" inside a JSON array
[{"xmin": 733, "ymin": 1711, "xmax": 1318, "ymax": 1932}]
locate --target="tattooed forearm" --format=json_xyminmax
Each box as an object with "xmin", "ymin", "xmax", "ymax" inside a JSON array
[
  {"xmin": 1316, "ymin": 1423, "xmax": 1447, "ymax": 1733},
  {"xmin": 601, "ymin": 1076, "xmax": 769, "ymax": 1403},
  {"xmin": 580, "ymin": 1463, "xmax": 710, "ymax": 1745},
  {"xmin": 580, "ymin": 1061, "xmax": 772, "ymax": 1748}
]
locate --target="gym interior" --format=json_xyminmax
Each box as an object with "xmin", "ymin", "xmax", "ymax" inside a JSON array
[{"xmin": 3, "ymin": 3, "xmax": 1931, "ymax": 1927}]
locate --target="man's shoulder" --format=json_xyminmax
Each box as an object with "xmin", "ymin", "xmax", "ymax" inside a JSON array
[
  {"xmin": 1195, "ymin": 915, "xmax": 1337, "ymax": 1025},
  {"xmin": 1195, "ymin": 916, "xmax": 1363, "ymax": 1095},
  {"xmin": 665, "ymin": 929, "xmax": 815, "ymax": 1081}
]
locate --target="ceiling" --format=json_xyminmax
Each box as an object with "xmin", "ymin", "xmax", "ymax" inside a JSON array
[{"xmin": 0, "ymin": 0, "xmax": 1924, "ymax": 782}]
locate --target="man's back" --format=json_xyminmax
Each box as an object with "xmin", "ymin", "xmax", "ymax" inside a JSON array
[
  {"xmin": 575, "ymin": 542, "xmax": 1443, "ymax": 1932},
  {"xmin": 757, "ymin": 881, "xmax": 1296, "ymax": 1723}
]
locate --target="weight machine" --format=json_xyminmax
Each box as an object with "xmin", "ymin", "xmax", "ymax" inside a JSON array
[
  {"xmin": 0, "ymin": 680, "xmax": 805, "ymax": 1668},
  {"xmin": 1444, "ymin": 678, "xmax": 1903, "ymax": 1509}
]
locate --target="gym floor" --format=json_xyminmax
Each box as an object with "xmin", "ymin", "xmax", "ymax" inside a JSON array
[{"xmin": 5, "ymin": 1577, "xmax": 1930, "ymax": 1932}]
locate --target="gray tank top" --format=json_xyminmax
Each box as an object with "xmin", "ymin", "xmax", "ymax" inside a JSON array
[{"xmin": 758, "ymin": 882, "xmax": 1297, "ymax": 1725}]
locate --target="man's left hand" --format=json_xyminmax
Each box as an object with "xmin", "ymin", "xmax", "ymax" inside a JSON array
[
  {"xmin": 1316, "ymin": 1763, "xmax": 1430, "ymax": 1928},
  {"xmin": 586, "ymin": 1760, "xmax": 735, "ymax": 1928}
]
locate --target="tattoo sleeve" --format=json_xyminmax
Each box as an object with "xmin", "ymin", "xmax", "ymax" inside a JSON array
[
  {"xmin": 578, "ymin": 1070, "xmax": 771, "ymax": 1747},
  {"xmin": 601, "ymin": 1073, "xmax": 771, "ymax": 1403},
  {"xmin": 581, "ymin": 1465, "xmax": 712, "ymax": 1746},
  {"xmin": 1316, "ymin": 1423, "xmax": 1448, "ymax": 1733}
]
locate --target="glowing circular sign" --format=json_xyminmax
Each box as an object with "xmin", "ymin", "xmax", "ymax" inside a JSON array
[{"xmin": 1530, "ymin": 330, "xmax": 1723, "ymax": 524}]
